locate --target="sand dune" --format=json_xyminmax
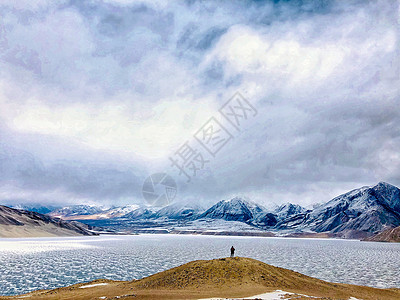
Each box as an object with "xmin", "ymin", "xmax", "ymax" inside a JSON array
[{"xmin": 2, "ymin": 257, "xmax": 400, "ymax": 300}]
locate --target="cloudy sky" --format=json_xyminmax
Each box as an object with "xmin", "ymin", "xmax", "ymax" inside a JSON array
[{"xmin": 0, "ymin": 0, "xmax": 399, "ymax": 208}]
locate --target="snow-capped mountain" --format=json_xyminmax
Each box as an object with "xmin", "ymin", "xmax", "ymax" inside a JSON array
[
  {"xmin": 200, "ymin": 197, "xmax": 267, "ymax": 223},
  {"xmin": 152, "ymin": 202, "xmax": 205, "ymax": 220},
  {"xmin": 101, "ymin": 205, "xmax": 140, "ymax": 218},
  {"xmin": 277, "ymin": 182, "xmax": 400, "ymax": 237},
  {"xmin": 274, "ymin": 203, "xmax": 307, "ymax": 220},
  {"xmin": 123, "ymin": 207, "xmax": 159, "ymax": 219},
  {"xmin": 256, "ymin": 213, "xmax": 278, "ymax": 227},
  {"xmin": 10, "ymin": 204, "xmax": 62, "ymax": 215},
  {"xmin": 49, "ymin": 205, "xmax": 105, "ymax": 217},
  {"xmin": 30, "ymin": 182, "xmax": 400, "ymax": 239},
  {"xmin": 49, "ymin": 204, "xmax": 140, "ymax": 219}
]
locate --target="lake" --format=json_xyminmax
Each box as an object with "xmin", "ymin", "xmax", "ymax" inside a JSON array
[{"xmin": 0, "ymin": 234, "xmax": 400, "ymax": 296}]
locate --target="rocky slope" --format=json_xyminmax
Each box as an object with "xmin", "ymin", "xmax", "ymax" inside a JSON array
[
  {"xmin": 276, "ymin": 182, "xmax": 400, "ymax": 238},
  {"xmin": 0, "ymin": 205, "xmax": 98, "ymax": 237},
  {"xmin": 364, "ymin": 225, "xmax": 400, "ymax": 242}
]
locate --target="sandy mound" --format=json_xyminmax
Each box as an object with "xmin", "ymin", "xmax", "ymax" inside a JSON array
[
  {"xmin": 134, "ymin": 257, "xmax": 327, "ymax": 290},
  {"xmin": 2, "ymin": 257, "xmax": 400, "ymax": 300},
  {"xmin": 131, "ymin": 257, "xmax": 400, "ymax": 299}
]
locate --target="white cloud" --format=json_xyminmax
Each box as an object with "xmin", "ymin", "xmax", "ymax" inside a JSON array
[
  {"xmin": 0, "ymin": 0, "xmax": 62, "ymax": 11},
  {"xmin": 0, "ymin": 93, "xmax": 218, "ymax": 160},
  {"xmin": 100, "ymin": 0, "xmax": 172, "ymax": 9}
]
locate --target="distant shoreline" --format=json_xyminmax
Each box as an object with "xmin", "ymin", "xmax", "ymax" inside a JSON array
[
  {"xmin": 98, "ymin": 229, "xmax": 363, "ymax": 241},
  {"xmin": 0, "ymin": 230, "xmax": 360, "ymax": 240}
]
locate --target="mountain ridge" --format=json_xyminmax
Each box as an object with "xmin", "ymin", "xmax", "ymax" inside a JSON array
[
  {"xmin": 0, "ymin": 205, "xmax": 98, "ymax": 237},
  {"xmin": 200, "ymin": 196, "xmax": 267, "ymax": 223},
  {"xmin": 4, "ymin": 181, "xmax": 400, "ymax": 240}
]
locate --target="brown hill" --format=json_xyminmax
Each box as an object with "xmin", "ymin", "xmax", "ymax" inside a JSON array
[
  {"xmin": 0, "ymin": 205, "xmax": 97, "ymax": 238},
  {"xmin": 364, "ymin": 226, "xmax": 400, "ymax": 242},
  {"xmin": 3, "ymin": 257, "xmax": 400, "ymax": 300}
]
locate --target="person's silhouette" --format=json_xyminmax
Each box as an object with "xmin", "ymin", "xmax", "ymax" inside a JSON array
[{"xmin": 230, "ymin": 246, "xmax": 235, "ymax": 257}]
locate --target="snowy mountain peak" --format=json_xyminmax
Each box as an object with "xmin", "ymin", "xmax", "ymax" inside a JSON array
[
  {"xmin": 294, "ymin": 182, "xmax": 400, "ymax": 236},
  {"xmin": 371, "ymin": 181, "xmax": 400, "ymax": 212},
  {"xmin": 372, "ymin": 182, "xmax": 400, "ymax": 196},
  {"xmin": 221, "ymin": 197, "xmax": 262, "ymax": 209},
  {"xmin": 274, "ymin": 203, "xmax": 306, "ymax": 219},
  {"xmin": 153, "ymin": 202, "xmax": 205, "ymax": 220},
  {"xmin": 374, "ymin": 181, "xmax": 397, "ymax": 189},
  {"xmin": 200, "ymin": 197, "xmax": 267, "ymax": 222},
  {"xmin": 223, "ymin": 196, "xmax": 246, "ymax": 203},
  {"xmin": 49, "ymin": 205, "xmax": 105, "ymax": 217}
]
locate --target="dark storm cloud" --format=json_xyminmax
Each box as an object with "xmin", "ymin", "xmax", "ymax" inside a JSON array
[{"xmin": 0, "ymin": 123, "xmax": 145, "ymax": 205}]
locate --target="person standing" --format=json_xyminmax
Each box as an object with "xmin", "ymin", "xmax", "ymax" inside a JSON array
[{"xmin": 230, "ymin": 246, "xmax": 235, "ymax": 257}]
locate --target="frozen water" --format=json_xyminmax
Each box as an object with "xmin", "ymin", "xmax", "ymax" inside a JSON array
[{"xmin": 0, "ymin": 234, "xmax": 399, "ymax": 296}]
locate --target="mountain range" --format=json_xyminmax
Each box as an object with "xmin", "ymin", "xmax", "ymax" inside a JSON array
[
  {"xmin": 49, "ymin": 204, "xmax": 141, "ymax": 220},
  {"xmin": 0, "ymin": 205, "xmax": 98, "ymax": 237},
  {"xmin": 275, "ymin": 182, "xmax": 400, "ymax": 238},
  {"xmin": 4, "ymin": 182, "xmax": 400, "ymax": 240}
]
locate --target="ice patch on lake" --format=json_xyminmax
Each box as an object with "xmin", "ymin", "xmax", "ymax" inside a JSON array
[
  {"xmin": 1, "ymin": 234, "xmax": 400, "ymax": 296},
  {"xmin": 0, "ymin": 239, "xmax": 97, "ymax": 254}
]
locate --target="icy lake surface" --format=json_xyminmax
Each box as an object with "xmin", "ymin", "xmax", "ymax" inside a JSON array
[{"xmin": 1, "ymin": 234, "xmax": 400, "ymax": 296}]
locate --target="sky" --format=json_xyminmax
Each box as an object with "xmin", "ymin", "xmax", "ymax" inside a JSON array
[{"xmin": 0, "ymin": 0, "xmax": 399, "ymax": 208}]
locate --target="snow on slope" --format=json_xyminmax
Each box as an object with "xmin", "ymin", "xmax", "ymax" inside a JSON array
[
  {"xmin": 274, "ymin": 203, "xmax": 306, "ymax": 220},
  {"xmin": 152, "ymin": 202, "xmax": 205, "ymax": 220},
  {"xmin": 276, "ymin": 182, "xmax": 400, "ymax": 237},
  {"xmin": 200, "ymin": 197, "xmax": 267, "ymax": 222}
]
